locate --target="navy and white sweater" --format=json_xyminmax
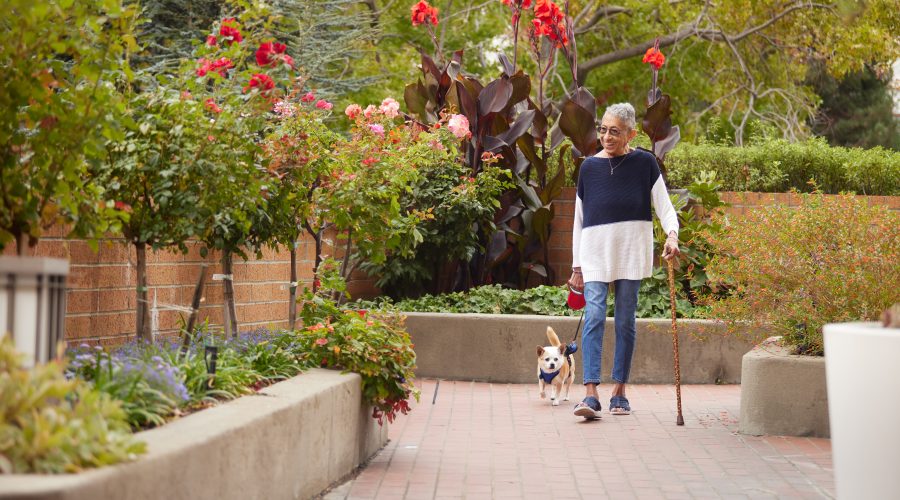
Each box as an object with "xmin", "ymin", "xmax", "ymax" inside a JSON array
[{"xmin": 572, "ymin": 148, "xmax": 679, "ymax": 283}]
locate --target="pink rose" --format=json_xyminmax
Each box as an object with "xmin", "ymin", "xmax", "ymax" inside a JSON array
[
  {"xmin": 315, "ymin": 100, "xmax": 333, "ymax": 110},
  {"xmin": 300, "ymin": 92, "xmax": 315, "ymax": 103},
  {"xmin": 368, "ymin": 123, "xmax": 385, "ymax": 137},
  {"xmin": 345, "ymin": 104, "xmax": 362, "ymax": 119},
  {"xmin": 379, "ymin": 97, "xmax": 400, "ymax": 118},
  {"xmin": 363, "ymin": 104, "xmax": 377, "ymax": 119},
  {"xmin": 315, "ymin": 337, "xmax": 328, "ymax": 346},
  {"xmin": 447, "ymin": 114, "xmax": 471, "ymax": 139}
]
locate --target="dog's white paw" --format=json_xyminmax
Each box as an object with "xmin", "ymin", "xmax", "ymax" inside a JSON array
[
  {"xmin": 552, "ymin": 399, "xmax": 560, "ymax": 406},
  {"xmin": 563, "ymin": 396, "xmax": 570, "ymax": 401}
]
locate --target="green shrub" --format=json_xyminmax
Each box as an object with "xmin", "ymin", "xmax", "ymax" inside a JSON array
[
  {"xmin": 296, "ymin": 287, "xmax": 418, "ymax": 425},
  {"xmin": 701, "ymin": 191, "xmax": 900, "ymax": 355},
  {"xmin": 664, "ymin": 137, "xmax": 900, "ymax": 195},
  {"xmin": 0, "ymin": 339, "xmax": 146, "ymax": 473},
  {"xmin": 355, "ymin": 283, "xmax": 704, "ymax": 319}
]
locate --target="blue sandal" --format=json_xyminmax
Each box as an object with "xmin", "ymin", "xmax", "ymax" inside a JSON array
[
  {"xmin": 609, "ymin": 395, "xmax": 631, "ymax": 415},
  {"xmin": 574, "ymin": 396, "xmax": 603, "ymax": 419}
]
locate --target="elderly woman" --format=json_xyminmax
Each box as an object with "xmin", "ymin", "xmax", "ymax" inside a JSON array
[{"xmin": 568, "ymin": 102, "xmax": 680, "ymax": 419}]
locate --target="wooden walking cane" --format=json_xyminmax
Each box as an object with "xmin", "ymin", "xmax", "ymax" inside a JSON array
[{"xmin": 667, "ymin": 259, "xmax": 685, "ymax": 426}]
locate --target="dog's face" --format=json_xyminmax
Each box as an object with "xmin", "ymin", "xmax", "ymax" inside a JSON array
[{"xmin": 536, "ymin": 345, "xmax": 566, "ymax": 373}]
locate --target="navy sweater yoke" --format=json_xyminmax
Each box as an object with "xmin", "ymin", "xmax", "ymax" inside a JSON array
[{"xmin": 577, "ymin": 148, "xmax": 660, "ymax": 228}]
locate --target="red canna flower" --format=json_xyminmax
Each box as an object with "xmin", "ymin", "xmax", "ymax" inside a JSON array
[
  {"xmin": 219, "ymin": 18, "xmax": 243, "ymax": 44},
  {"xmin": 244, "ymin": 73, "xmax": 275, "ymax": 93},
  {"xmin": 206, "ymin": 34, "xmax": 217, "ymax": 46},
  {"xmin": 642, "ymin": 46, "xmax": 666, "ymax": 70},
  {"xmin": 410, "ymin": 1, "xmax": 439, "ymax": 26},
  {"xmin": 255, "ymin": 41, "xmax": 290, "ymax": 67},
  {"xmin": 531, "ymin": 0, "xmax": 568, "ymax": 46}
]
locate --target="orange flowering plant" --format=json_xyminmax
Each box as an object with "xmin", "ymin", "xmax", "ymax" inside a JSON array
[{"xmin": 701, "ymin": 190, "xmax": 900, "ymax": 355}]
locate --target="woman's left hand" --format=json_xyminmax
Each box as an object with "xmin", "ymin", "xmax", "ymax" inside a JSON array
[{"xmin": 662, "ymin": 233, "xmax": 680, "ymax": 261}]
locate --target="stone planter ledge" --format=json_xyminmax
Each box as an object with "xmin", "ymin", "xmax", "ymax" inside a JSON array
[{"xmin": 0, "ymin": 369, "xmax": 387, "ymax": 500}]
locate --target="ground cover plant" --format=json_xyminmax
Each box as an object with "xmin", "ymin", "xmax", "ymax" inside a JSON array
[{"xmin": 0, "ymin": 339, "xmax": 146, "ymax": 474}]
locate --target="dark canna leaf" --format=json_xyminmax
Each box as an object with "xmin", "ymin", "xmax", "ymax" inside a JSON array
[
  {"xmin": 540, "ymin": 144, "xmax": 569, "ymax": 204},
  {"xmin": 549, "ymin": 124, "xmax": 565, "ymax": 151},
  {"xmin": 531, "ymin": 206, "xmax": 552, "ymax": 244},
  {"xmin": 642, "ymin": 94, "xmax": 672, "ymax": 142},
  {"xmin": 497, "ymin": 109, "xmax": 535, "ymax": 145},
  {"xmin": 478, "ymin": 78, "xmax": 513, "ymax": 117},
  {"xmin": 404, "ymin": 81, "xmax": 430, "ymax": 122},
  {"xmin": 498, "ymin": 53, "xmax": 515, "ymax": 77},
  {"xmin": 516, "ymin": 176, "xmax": 543, "ymax": 211},
  {"xmin": 559, "ymin": 99, "xmax": 597, "ymax": 157},
  {"xmin": 447, "ymin": 81, "xmax": 477, "ymax": 124},
  {"xmin": 571, "ymin": 87, "xmax": 596, "ymax": 119},
  {"xmin": 522, "ymin": 262, "xmax": 548, "ymax": 277}
]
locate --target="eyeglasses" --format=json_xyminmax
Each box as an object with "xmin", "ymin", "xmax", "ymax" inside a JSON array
[{"xmin": 599, "ymin": 126, "xmax": 624, "ymax": 137}]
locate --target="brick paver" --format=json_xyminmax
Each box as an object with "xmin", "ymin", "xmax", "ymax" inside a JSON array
[{"xmin": 326, "ymin": 380, "xmax": 833, "ymax": 499}]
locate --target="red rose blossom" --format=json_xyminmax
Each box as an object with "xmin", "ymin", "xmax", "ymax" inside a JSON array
[
  {"xmin": 255, "ymin": 41, "xmax": 290, "ymax": 67},
  {"xmin": 204, "ymin": 98, "xmax": 222, "ymax": 113},
  {"xmin": 219, "ymin": 18, "xmax": 243, "ymax": 44},
  {"xmin": 244, "ymin": 73, "xmax": 275, "ymax": 93}
]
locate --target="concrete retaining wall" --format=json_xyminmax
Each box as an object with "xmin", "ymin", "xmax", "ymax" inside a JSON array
[
  {"xmin": 0, "ymin": 369, "xmax": 387, "ymax": 500},
  {"xmin": 404, "ymin": 313, "xmax": 755, "ymax": 384},
  {"xmin": 739, "ymin": 341, "xmax": 829, "ymax": 437}
]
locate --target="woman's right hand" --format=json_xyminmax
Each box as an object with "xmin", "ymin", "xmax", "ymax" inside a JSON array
[{"xmin": 567, "ymin": 271, "xmax": 584, "ymax": 293}]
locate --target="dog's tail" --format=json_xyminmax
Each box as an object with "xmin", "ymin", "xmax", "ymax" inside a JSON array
[{"xmin": 546, "ymin": 326, "xmax": 562, "ymax": 347}]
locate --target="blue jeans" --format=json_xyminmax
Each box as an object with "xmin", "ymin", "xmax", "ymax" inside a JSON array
[{"xmin": 581, "ymin": 279, "xmax": 642, "ymax": 385}]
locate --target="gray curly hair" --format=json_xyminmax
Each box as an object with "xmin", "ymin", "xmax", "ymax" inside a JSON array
[{"xmin": 602, "ymin": 102, "xmax": 636, "ymax": 130}]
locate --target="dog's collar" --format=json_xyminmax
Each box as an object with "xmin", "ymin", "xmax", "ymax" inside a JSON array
[{"xmin": 539, "ymin": 368, "xmax": 561, "ymax": 384}]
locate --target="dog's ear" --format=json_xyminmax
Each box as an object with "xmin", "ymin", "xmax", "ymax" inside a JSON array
[{"xmin": 536, "ymin": 346, "xmax": 544, "ymax": 357}]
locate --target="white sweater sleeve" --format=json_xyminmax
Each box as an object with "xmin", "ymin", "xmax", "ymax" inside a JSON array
[
  {"xmin": 572, "ymin": 193, "xmax": 583, "ymax": 268},
  {"xmin": 650, "ymin": 177, "xmax": 679, "ymax": 236}
]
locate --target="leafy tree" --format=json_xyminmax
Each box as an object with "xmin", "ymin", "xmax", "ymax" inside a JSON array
[
  {"xmin": 0, "ymin": 0, "xmax": 139, "ymax": 254},
  {"xmin": 353, "ymin": 0, "xmax": 899, "ymax": 145},
  {"xmin": 807, "ymin": 63, "xmax": 899, "ymax": 150}
]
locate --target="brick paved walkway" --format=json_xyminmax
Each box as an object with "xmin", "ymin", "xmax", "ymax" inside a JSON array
[{"xmin": 326, "ymin": 380, "xmax": 834, "ymax": 499}]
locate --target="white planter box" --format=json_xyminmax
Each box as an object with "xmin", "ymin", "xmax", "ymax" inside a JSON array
[
  {"xmin": 0, "ymin": 256, "xmax": 68, "ymax": 367},
  {"xmin": 825, "ymin": 322, "xmax": 900, "ymax": 500}
]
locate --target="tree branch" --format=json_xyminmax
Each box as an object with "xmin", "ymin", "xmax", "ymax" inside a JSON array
[{"xmin": 574, "ymin": 5, "xmax": 630, "ymax": 34}]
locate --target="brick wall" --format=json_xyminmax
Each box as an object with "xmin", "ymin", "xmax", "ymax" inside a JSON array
[
  {"xmin": 5, "ymin": 191, "xmax": 897, "ymax": 346},
  {"xmin": 3, "ymin": 226, "xmax": 378, "ymax": 346}
]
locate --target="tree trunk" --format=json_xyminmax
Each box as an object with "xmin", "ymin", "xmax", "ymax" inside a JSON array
[
  {"xmin": 222, "ymin": 251, "xmax": 239, "ymax": 338},
  {"xmin": 15, "ymin": 231, "xmax": 27, "ymax": 256},
  {"xmin": 135, "ymin": 241, "xmax": 152, "ymax": 342},
  {"xmin": 288, "ymin": 243, "xmax": 297, "ymax": 330}
]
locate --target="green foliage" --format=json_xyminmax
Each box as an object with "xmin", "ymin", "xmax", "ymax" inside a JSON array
[
  {"xmin": 0, "ymin": 0, "xmax": 139, "ymax": 253},
  {"xmin": 296, "ymin": 278, "xmax": 419, "ymax": 425},
  {"xmin": 361, "ymin": 149, "xmax": 512, "ymax": 298},
  {"xmin": 701, "ymin": 191, "xmax": 900, "ymax": 355},
  {"xmin": 0, "ymin": 339, "xmax": 146, "ymax": 474},
  {"xmin": 665, "ymin": 137, "xmax": 900, "ymax": 195},
  {"xmin": 356, "ymin": 283, "xmax": 704, "ymax": 319}
]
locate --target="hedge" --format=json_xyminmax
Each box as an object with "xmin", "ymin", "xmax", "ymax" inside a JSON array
[{"xmin": 661, "ymin": 137, "xmax": 899, "ymax": 195}]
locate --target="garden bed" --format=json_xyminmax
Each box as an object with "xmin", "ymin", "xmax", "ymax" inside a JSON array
[
  {"xmin": 403, "ymin": 313, "xmax": 755, "ymax": 384},
  {"xmin": 0, "ymin": 369, "xmax": 387, "ymax": 500}
]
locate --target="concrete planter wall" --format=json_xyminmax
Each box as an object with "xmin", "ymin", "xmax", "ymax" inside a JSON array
[
  {"xmin": 403, "ymin": 313, "xmax": 754, "ymax": 384},
  {"xmin": 825, "ymin": 322, "xmax": 900, "ymax": 499},
  {"xmin": 739, "ymin": 339, "xmax": 829, "ymax": 437},
  {"xmin": 0, "ymin": 369, "xmax": 387, "ymax": 500}
]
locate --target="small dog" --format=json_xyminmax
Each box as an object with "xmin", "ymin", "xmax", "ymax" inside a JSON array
[{"xmin": 537, "ymin": 326, "xmax": 575, "ymax": 406}]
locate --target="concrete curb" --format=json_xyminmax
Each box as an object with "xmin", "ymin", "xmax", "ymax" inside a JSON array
[
  {"xmin": 739, "ymin": 341, "xmax": 829, "ymax": 437},
  {"xmin": 403, "ymin": 313, "xmax": 755, "ymax": 384},
  {"xmin": 0, "ymin": 369, "xmax": 388, "ymax": 500}
]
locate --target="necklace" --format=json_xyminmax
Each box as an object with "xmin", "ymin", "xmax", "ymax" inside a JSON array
[{"xmin": 606, "ymin": 151, "xmax": 630, "ymax": 175}]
